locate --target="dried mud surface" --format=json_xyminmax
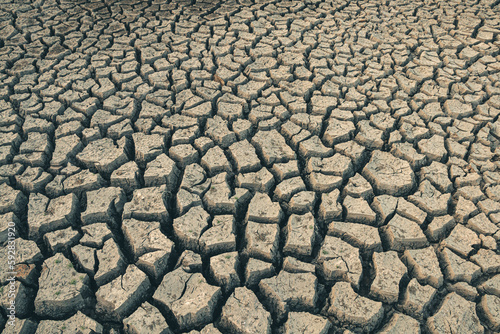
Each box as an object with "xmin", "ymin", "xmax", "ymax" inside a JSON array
[{"xmin": 1, "ymin": 0, "xmax": 500, "ymax": 333}]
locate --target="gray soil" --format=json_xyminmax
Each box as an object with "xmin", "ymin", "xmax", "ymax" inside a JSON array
[{"xmin": 0, "ymin": 0, "xmax": 500, "ymax": 333}]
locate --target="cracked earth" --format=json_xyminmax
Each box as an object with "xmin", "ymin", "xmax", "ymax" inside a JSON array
[{"xmin": 1, "ymin": 0, "xmax": 500, "ymax": 333}]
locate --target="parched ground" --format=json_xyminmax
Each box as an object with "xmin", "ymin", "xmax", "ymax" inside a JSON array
[{"xmin": 0, "ymin": 0, "xmax": 500, "ymax": 333}]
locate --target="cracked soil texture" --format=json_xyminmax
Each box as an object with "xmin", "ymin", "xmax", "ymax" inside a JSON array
[{"xmin": 1, "ymin": 0, "xmax": 500, "ymax": 333}]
